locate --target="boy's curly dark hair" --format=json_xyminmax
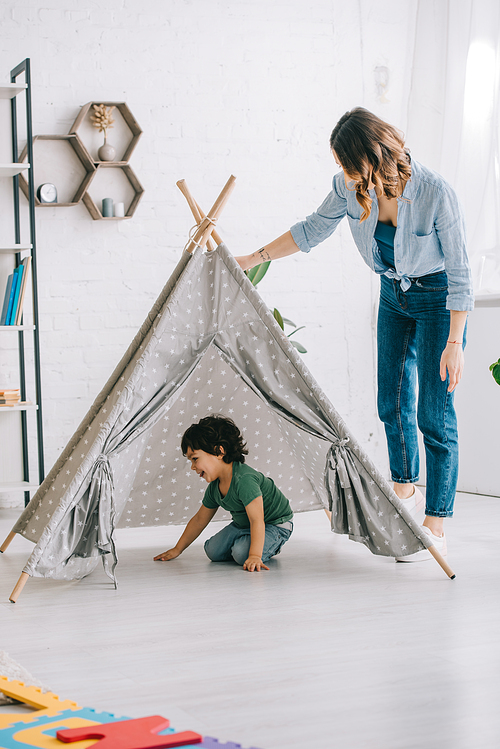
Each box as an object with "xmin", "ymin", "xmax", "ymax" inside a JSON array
[{"xmin": 181, "ymin": 414, "xmax": 249, "ymax": 464}]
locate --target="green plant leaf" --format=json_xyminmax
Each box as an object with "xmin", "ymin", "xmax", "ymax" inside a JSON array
[
  {"xmin": 245, "ymin": 261, "xmax": 271, "ymax": 286},
  {"xmin": 250, "ymin": 261, "xmax": 271, "ymax": 286},
  {"xmin": 490, "ymin": 359, "xmax": 500, "ymax": 385},
  {"xmin": 245, "ymin": 266, "xmax": 259, "ymax": 284},
  {"xmin": 291, "ymin": 340, "xmax": 307, "ymax": 353},
  {"xmin": 287, "ymin": 326, "xmax": 306, "ymax": 338},
  {"xmin": 282, "ymin": 317, "xmax": 297, "ymax": 327},
  {"xmin": 273, "ymin": 307, "xmax": 284, "ymax": 330}
]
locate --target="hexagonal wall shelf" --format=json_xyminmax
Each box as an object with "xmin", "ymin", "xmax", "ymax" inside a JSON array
[
  {"xmin": 70, "ymin": 102, "xmax": 143, "ymax": 165},
  {"xmin": 82, "ymin": 163, "xmax": 145, "ymax": 220},
  {"xmin": 19, "ymin": 134, "xmax": 96, "ymax": 206}
]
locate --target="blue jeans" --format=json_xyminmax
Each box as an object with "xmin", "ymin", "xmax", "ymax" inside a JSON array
[
  {"xmin": 377, "ymin": 272, "xmax": 465, "ymax": 518},
  {"xmin": 204, "ymin": 521, "xmax": 293, "ymax": 565}
]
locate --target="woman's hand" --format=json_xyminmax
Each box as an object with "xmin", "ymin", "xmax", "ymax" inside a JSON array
[
  {"xmin": 440, "ymin": 343, "xmax": 464, "ymax": 393},
  {"xmin": 243, "ymin": 555, "xmax": 270, "ymax": 572},
  {"xmin": 154, "ymin": 547, "xmax": 181, "ymax": 561},
  {"xmin": 234, "ymin": 255, "xmax": 254, "ymax": 272},
  {"xmin": 234, "ymin": 232, "xmax": 301, "ymax": 272}
]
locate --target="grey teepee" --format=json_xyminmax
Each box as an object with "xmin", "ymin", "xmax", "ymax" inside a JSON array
[{"xmin": 1, "ymin": 178, "xmax": 453, "ymax": 602}]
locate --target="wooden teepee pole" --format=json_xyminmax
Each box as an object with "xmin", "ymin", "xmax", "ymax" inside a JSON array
[
  {"xmin": 9, "ymin": 571, "xmax": 29, "ymax": 603},
  {"xmin": 0, "ymin": 530, "xmax": 16, "ymax": 553},
  {"xmin": 429, "ymin": 546, "xmax": 456, "ymax": 579},
  {"xmin": 177, "ymin": 180, "xmax": 222, "ymax": 251},
  {"xmin": 176, "ymin": 180, "xmax": 214, "ymax": 251},
  {"xmin": 182, "ymin": 175, "xmax": 235, "ymax": 254}
]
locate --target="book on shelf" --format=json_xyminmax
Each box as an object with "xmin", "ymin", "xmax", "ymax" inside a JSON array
[
  {"xmin": 9, "ymin": 263, "xmax": 24, "ymax": 324},
  {"xmin": 0, "ymin": 388, "xmax": 21, "ymax": 406},
  {"xmin": 0, "ymin": 271, "xmax": 16, "ymax": 325},
  {"xmin": 14, "ymin": 256, "xmax": 31, "ymax": 325},
  {"xmin": 5, "ymin": 266, "xmax": 21, "ymax": 323},
  {"xmin": 0, "ymin": 274, "xmax": 14, "ymax": 324},
  {"xmin": 0, "ymin": 256, "xmax": 31, "ymax": 326}
]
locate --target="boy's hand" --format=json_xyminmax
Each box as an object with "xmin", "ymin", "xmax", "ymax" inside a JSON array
[
  {"xmin": 243, "ymin": 555, "xmax": 270, "ymax": 572},
  {"xmin": 154, "ymin": 547, "xmax": 181, "ymax": 561}
]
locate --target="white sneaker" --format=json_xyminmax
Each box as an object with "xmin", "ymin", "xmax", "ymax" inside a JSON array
[
  {"xmin": 395, "ymin": 525, "xmax": 447, "ymax": 563},
  {"xmin": 399, "ymin": 486, "xmax": 425, "ymax": 518}
]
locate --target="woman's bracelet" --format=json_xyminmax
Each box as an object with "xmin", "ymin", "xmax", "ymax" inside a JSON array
[{"xmin": 447, "ymin": 340, "xmax": 463, "ymax": 345}]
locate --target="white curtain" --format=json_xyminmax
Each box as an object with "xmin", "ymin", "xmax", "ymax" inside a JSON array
[{"xmin": 405, "ymin": 0, "xmax": 500, "ymax": 298}]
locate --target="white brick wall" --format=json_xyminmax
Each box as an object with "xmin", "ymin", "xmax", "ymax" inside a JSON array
[{"xmin": 0, "ymin": 0, "xmax": 419, "ymax": 507}]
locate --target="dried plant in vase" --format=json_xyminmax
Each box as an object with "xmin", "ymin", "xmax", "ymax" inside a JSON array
[{"xmin": 91, "ymin": 103, "xmax": 116, "ymax": 161}]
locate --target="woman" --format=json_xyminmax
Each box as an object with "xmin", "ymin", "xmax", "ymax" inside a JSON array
[{"xmin": 235, "ymin": 107, "xmax": 474, "ymax": 561}]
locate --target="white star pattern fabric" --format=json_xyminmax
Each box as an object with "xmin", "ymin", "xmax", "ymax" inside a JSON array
[
  {"xmin": 113, "ymin": 346, "xmax": 328, "ymax": 530},
  {"xmin": 11, "ymin": 244, "xmax": 429, "ymax": 584}
]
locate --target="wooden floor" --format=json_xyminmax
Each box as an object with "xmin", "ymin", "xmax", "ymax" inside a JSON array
[{"xmin": 1, "ymin": 492, "xmax": 499, "ymax": 749}]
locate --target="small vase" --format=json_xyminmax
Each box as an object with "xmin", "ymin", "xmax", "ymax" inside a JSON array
[{"xmin": 98, "ymin": 136, "xmax": 116, "ymax": 162}]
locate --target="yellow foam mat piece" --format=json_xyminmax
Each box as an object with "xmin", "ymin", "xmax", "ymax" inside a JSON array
[
  {"xmin": 8, "ymin": 716, "xmax": 103, "ymax": 749},
  {"xmin": 0, "ymin": 677, "xmax": 80, "ymax": 729}
]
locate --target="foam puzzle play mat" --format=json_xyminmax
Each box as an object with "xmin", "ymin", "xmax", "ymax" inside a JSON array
[{"xmin": 0, "ymin": 676, "xmax": 263, "ymax": 749}]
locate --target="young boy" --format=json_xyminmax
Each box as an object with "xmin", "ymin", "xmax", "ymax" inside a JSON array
[{"xmin": 154, "ymin": 415, "xmax": 293, "ymax": 572}]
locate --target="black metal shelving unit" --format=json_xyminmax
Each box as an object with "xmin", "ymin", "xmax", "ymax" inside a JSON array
[{"xmin": 0, "ymin": 58, "xmax": 44, "ymax": 506}]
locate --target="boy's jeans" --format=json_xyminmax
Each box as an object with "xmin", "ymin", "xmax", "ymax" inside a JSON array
[
  {"xmin": 204, "ymin": 521, "xmax": 293, "ymax": 565},
  {"xmin": 377, "ymin": 272, "xmax": 465, "ymax": 518}
]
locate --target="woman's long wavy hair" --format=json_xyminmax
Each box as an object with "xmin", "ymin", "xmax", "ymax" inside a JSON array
[{"xmin": 330, "ymin": 107, "xmax": 411, "ymax": 222}]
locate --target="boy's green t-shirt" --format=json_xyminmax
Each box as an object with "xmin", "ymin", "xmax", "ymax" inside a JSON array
[{"xmin": 202, "ymin": 461, "xmax": 293, "ymax": 529}]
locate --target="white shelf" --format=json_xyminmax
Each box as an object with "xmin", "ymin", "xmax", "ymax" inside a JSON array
[
  {"xmin": 0, "ymin": 481, "xmax": 38, "ymax": 492},
  {"xmin": 0, "ymin": 403, "xmax": 38, "ymax": 412},
  {"xmin": 0, "ymin": 245, "xmax": 32, "ymax": 255},
  {"xmin": 0, "ymin": 325, "xmax": 35, "ymax": 331},
  {"xmin": 0, "ymin": 163, "xmax": 30, "ymax": 177},
  {"xmin": 0, "ymin": 84, "xmax": 27, "ymax": 99}
]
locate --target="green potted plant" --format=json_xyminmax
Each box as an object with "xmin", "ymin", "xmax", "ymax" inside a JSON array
[
  {"xmin": 245, "ymin": 262, "xmax": 307, "ymax": 353},
  {"xmin": 490, "ymin": 358, "xmax": 500, "ymax": 385}
]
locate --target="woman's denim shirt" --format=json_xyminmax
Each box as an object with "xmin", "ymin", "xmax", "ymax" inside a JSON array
[{"xmin": 290, "ymin": 158, "xmax": 474, "ymax": 311}]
